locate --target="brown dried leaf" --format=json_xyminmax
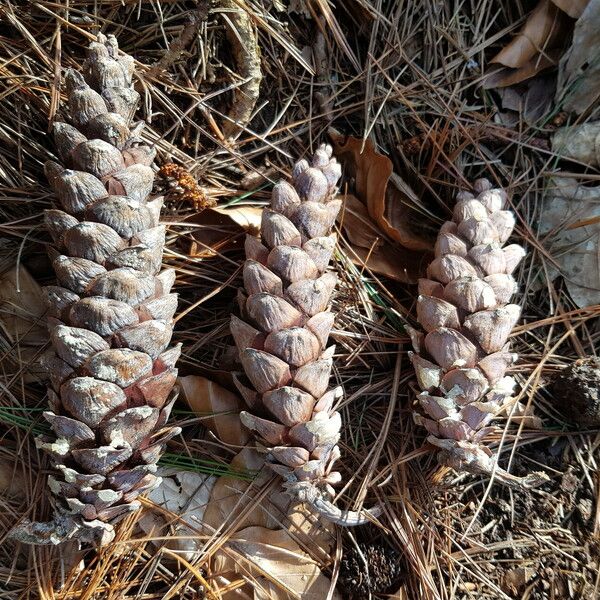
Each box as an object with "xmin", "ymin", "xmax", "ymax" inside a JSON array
[
  {"xmin": 483, "ymin": 51, "xmax": 560, "ymax": 88},
  {"xmin": 492, "ymin": 1, "xmax": 565, "ymax": 69},
  {"xmin": 329, "ymin": 130, "xmax": 432, "ymax": 251},
  {"xmin": 182, "ymin": 206, "xmax": 263, "ymax": 257},
  {"xmin": 556, "ymin": 0, "xmax": 600, "ymax": 113},
  {"xmin": 204, "ymin": 447, "xmax": 337, "ymax": 599},
  {"xmin": 484, "ymin": 0, "xmax": 578, "ymax": 89},
  {"xmin": 179, "ymin": 375, "xmax": 250, "ymax": 446},
  {"xmin": 340, "ymin": 195, "xmax": 428, "ymax": 283},
  {"xmin": 213, "ymin": 526, "xmax": 340, "ymax": 600},
  {"xmin": 203, "ymin": 449, "xmax": 273, "ymax": 531}
]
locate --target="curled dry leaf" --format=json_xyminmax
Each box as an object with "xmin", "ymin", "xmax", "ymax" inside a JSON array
[
  {"xmin": 540, "ymin": 177, "xmax": 600, "ymax": 308},
  {"xmin": 212, "ymin": 526, "xmax": 340, "ymax": 600},
  {"xmin": 329, "ymin": 131, "xmax": 432, "ymax": 282},
  {"xmin": 204, "ymin": 448, "xmax": 338, "ymax": 600},
  {"xmin": 556, "ymin": 0, "xmax": 600, "ymax": 114},
  {"xmin": 483, "ymin": 0, "xmax": 580, "ymax": 89},
  {"xmin": 330, "ymin": 130, "xmax": 432, "ymax": 250},
  {"xmin": 182, "ymin": 206, "xmax": 263, "ymax": 257},
  {"xmin": 341, "ymin": 195, "xmax": 428, "ymax": 282},
  {"xmin": 179, "ymin": 375, "xmax": 250, "ymax": 446}
]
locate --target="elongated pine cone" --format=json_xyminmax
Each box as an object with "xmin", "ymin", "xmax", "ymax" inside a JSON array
[
  {"xmin": 11, "ymin": 35, "xmax": 180, "ymax": 546},
  {"xmin": 232, "ymin": 145, "xmax": 379, "ymax": 525},
  {"xmin": 410, "ymin": 178, "xmax": 547, "ymax": 488}
]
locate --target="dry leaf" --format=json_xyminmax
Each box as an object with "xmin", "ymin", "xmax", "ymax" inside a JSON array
[
  {"xmin": 330, "ymin": 130, "xmax": 432, "ymax": 251},
  {"xmin": 552, "ymin": 121, "xmax": 600, "ymax": 166},
  {"xmin": 484, "ymin": 51, "xmax": 560, "ymax": 88},
  {"xmin": 202, "ymin": 448, "xmax": 288, "ymax": 532},
  {"xmin": 182, "ymin": 205, "xmax": 263, "ymax": 257},
  {"xmin": 556, "ymin": 0, "xmax": 600, "ymax": 113},
  {"xmin": 340, "ymin": 195, "xmax": 429, "ymax": 282},
  {"xmin": 540, "ymin": 177, "xmax": 600, "ymax": 307},
  {"xmin": 138, "ymin": 469, "xmax": 216, "ymax": 561},
  {"xmin": 492, "ymin": 1, "xmax": 564, "ymax": 69},
  {"xmin": 204, "ymin": 448, "xmax": 338, "ymax": 600},
  {"xmin": 212, "ymin": 526, "xmax": 340, "ymax": 600},
  {"xmin": 179, "ymin": 375, "xmax": 250, "ymax": 446},
  {"xmin": 483, "ymin": 0, "xmax": 580, "ymax": 89},
  {"xmin": 328, "ymin": 131, "xmax": 432, "ymax": 283}
]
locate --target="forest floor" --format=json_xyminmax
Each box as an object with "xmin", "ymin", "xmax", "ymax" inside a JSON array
[{"xmin": 0, "ymin": 1, "xmax": 599, "ymax": 599}]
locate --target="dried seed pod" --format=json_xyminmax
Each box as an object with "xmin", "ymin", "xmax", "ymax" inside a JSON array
[
  {"xmin": 10, "ymin": 35, "xmax": 179, "ymax": 548},
  {"xmin": 410, "ymin": 179, "xmax": 547, "ymax": 489},
  {"xmin": 231, "ymin": 145, "xmax": 380, "ymax": 526}
]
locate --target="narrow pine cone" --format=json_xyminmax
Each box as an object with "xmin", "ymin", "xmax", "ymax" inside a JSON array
[
  {"xmin": 411, "ymin": 178, "xmax": 547, "ymax": 488},
  {"xmin": 11, "ymin": 35, "xmax": 180, "ymax": 546},
  {"xmin": 232, "ymin": 145, "xmax": 378, "ymax": 525}
]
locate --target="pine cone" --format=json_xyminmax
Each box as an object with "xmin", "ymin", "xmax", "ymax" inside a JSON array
[
  {"xmin": 232, "ymin": 145, "xmax": 378, "ymax": 525},
  {"xmin": 410, "ymin": 178, "xmax": 547, "ymax": 488},
  {"xmin": 11, "ymin": 35, "xmax": 180, "ymax": 546}
]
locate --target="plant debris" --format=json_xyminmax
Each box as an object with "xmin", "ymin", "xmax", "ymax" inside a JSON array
[{"xmin": 159, "ymin": 162, "xmax": 216, "ymax": 210}]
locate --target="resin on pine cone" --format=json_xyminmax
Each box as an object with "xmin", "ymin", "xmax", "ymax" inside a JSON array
[
  {"xmin": 11, "ymin": 35, "xmax": 180, "ymax": 546},
  {"xmin": 410, "ymin": 178, "xmax": 547, "ymax": 488},
  {"xmin": 232, "ymin": 144, "xmax": 378, "ymax": 525}
]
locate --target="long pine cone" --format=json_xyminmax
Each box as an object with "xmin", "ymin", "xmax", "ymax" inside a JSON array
[
  {"xmin": 232, "ymin": 145, "xmax": 378, "ymax": 525},
  {"xmin": 411, "ymin": 178, "xmax": 546, "ymax": 488},
  {"xmin": 12, "ymin": 35, "xmax": 180, "ymax": 545}
]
